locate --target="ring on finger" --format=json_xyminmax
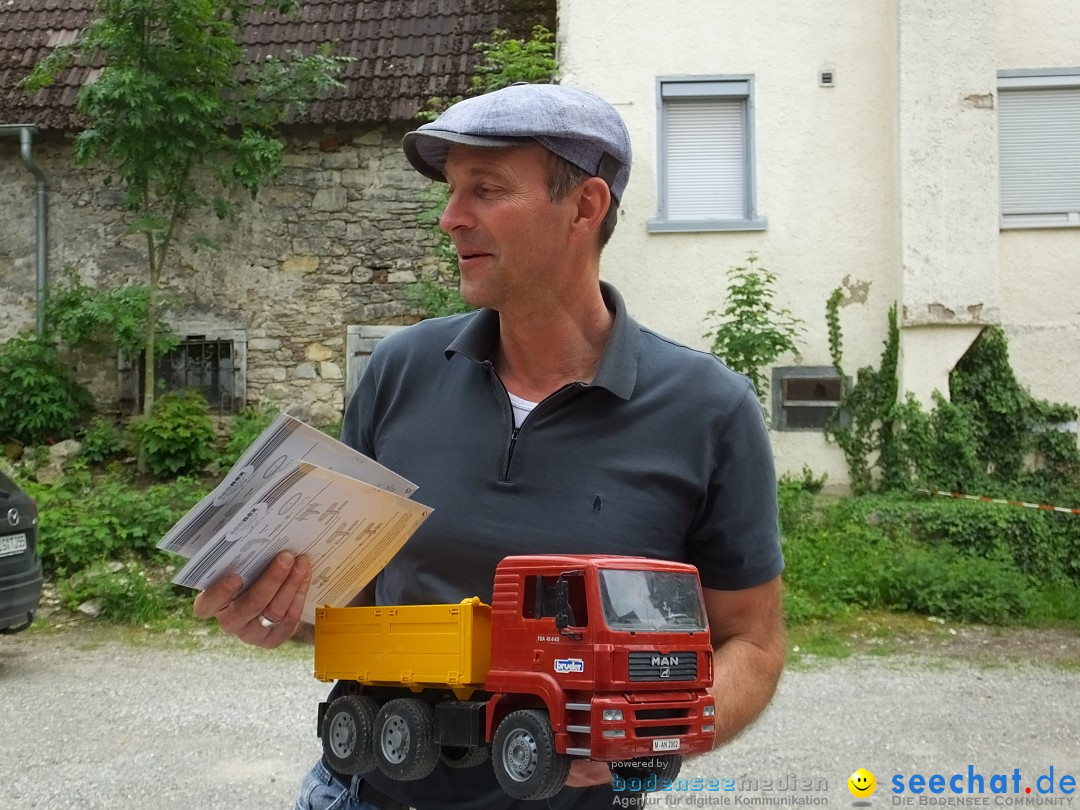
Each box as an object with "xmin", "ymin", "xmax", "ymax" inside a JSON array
[{"xmin": 258, "ymin": 614, "xmax": 280, "ymax": 629}]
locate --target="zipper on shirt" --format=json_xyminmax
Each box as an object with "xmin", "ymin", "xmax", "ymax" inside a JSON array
[{"xmin": 488, "ymin": 361, "xmax": 584, "ymax": 481}]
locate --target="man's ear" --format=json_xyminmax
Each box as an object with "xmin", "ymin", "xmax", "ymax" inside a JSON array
[{"xmin": 571, "ymin": 176, "xmax": 612, "ymax": 239}]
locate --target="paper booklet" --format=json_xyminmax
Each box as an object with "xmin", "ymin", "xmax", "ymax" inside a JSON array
[{"xmin": 159, "ymin": 413, "xmax": 431, "ymax": 624}]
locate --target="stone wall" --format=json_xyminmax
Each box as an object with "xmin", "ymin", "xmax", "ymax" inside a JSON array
[{"xmin": 0, "ymin": 123, "xmax": 445, "ymax": 425}]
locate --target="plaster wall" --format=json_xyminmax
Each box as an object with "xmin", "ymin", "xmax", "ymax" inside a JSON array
[
  {"xmin": 995, "ymin": 0, "xmax": 1080, "ymax": 407},
  {"xmin": 559, "ymin": 0, "xmax": 900, "ymax": 486},
  {"xmin": 560, "ymin": 0, "xmax": 1080, "ymax": 484}
]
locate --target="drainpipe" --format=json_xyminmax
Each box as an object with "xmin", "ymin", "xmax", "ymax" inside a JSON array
[{"xmin": 1, "ymin": 124, "xmax": 49, "ymax": 335}]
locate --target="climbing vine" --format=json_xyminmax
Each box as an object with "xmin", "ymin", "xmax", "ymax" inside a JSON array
[{"xmin": 825, "ymin": 289, "xmax": 1080, "ymax": 502}]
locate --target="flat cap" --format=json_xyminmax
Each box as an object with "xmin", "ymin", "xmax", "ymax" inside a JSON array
[{"xmin": 403, "ymin": 83, "xmax": 632, "ymax": 202}]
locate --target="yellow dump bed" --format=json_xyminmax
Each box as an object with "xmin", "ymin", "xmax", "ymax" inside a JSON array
[{"xmin": 313, "ymin": 598, "xmax": 492, "ymax": 691}]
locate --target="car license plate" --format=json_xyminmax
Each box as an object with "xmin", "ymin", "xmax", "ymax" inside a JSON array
[
  {"xmin": 0, "ymin": 532, "xmax": 27, "ymax": 558},
  {"xmin": 652, "ymin": 738, "xmax": 680, "ymax": 752}
]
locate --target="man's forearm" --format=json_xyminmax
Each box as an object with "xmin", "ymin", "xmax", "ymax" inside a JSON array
[
  {"xmin": 701, "ymin": 577, "xmax": 786, "ymax": 745},
  {"xmin": 709, "ymin": 632, "xmax": 785, "ymax": 744}
]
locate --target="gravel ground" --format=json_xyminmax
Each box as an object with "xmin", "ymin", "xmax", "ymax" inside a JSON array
[{"xmin": 1, "ymin": 621, "xmax": 1078, "ymax": 809}]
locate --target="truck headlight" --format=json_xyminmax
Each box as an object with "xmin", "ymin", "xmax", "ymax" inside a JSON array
[
  {"xmin": 703, "ymin": 705, "xmax": 715, "ymax": 718},
  {"xmin": 603, "ymin": 709, "xmax": 623, "ymax": 721},
  {"xmin": 603, "ymin": 729, "xmax": 626, "ymax": 738},
  {"xmin": 703, "ymin": 724, "xmax": 715, "ymax": 733}
]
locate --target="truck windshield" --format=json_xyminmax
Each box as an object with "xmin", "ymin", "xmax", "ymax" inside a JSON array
[{"xmin": 598, "ymin": 569, "xmax": 707, "ymax": 632}]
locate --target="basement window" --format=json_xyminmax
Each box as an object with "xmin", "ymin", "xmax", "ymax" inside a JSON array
[
  {"xmin": 772, "ymin": 367, "xmax": 845, "ymax": 431},
  {"xmin": 121, "ymin": 331, "xmax": 247, "ymax": 414}
]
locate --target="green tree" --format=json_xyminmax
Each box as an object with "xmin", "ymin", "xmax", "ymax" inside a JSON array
[{"xmin": 24, "ymin": 0, "xmax": 347, "ymax": 417}]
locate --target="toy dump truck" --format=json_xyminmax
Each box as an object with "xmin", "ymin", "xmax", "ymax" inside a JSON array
[{"xmin": 314, "ymin": 554, "xmax": 716, "ymax": 800}]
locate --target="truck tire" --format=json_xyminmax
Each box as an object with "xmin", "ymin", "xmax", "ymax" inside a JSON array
[
  {"xmin": 374, "ymin": 698, "xmax": 440, "ymax": 781},
  {"xmin": 322, "ymin": 695, "xmax": 378, "ymax": 775},
  {"xmin": 611, "ymin": 754, "xmax": 682, "ymax": 791},
  {"xmin": 492, "ymin": 709, "xmax": 571, "ymax": 801},
  {"xmin": 441, "ymin": 745, "xmax": 491, "ymax": 769}
]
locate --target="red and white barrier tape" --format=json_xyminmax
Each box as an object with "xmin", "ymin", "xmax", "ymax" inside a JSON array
[{"xmin": 917, "ymin": 488, "xmax": 1080, "ymax": 516}]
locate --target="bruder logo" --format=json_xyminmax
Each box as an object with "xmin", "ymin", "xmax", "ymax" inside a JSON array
[{"xmin": 554, "ymin": 658, "xmax": 584, "ymax": 674}]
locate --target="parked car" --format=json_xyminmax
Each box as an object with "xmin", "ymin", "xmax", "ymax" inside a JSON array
[{"xmin": 0, "ymin": 470, "xmax": 43, "ymax": 633}]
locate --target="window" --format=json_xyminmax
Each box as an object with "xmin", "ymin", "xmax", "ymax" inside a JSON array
[
  {"xmin": 649, "ymin": 77, "xmax": 766, "ymax": 232},
  {"xmin": 998, "ymin": 69, "xmax": 1080, "ymax": 228},
  {"xmin": 772, "ymin": 367, "xmax": 844, "ymax": 431},
  {"xmin": 121, "ymin": 331, "xmax": 247, "ymax": 414},
  {"xmin": 522, "ymin": 573, "xmax": 588, "ymax": 627}
]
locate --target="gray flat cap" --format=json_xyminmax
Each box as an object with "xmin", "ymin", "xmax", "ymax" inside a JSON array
[{"xmin": 403, "ymin": 83, "xmax": 632, "ymax": 202}]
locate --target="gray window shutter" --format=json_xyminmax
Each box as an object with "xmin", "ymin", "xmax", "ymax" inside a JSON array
[
  {"xmin": 665, "ymin": 97, "xmax": 746, "ymax": 220},
  {"xmin": 999, "ymin": 87, "xmax": 1080, "ymax": 218}
]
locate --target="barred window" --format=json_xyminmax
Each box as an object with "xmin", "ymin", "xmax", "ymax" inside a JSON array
[{"xmin": 122, "ymin": 332, "xmax": 246, "ymax": 414}]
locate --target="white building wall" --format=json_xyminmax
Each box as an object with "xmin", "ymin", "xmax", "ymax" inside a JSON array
[
  {"xmin": 559, "ymin": 0, "xmax": 900, "ymax": 487},
  {"xmin": 996, "ymin": 0, "xmax": 1080, "ymax": 406},
  {"xmin": 559, "ymin": 0, "xmax": 1080, "ymax": 486}
]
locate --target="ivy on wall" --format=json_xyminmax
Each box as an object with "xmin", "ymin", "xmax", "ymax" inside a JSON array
[{"xmin": 825, "ymin": 289, "xmax": 1080, "ymax": 502}]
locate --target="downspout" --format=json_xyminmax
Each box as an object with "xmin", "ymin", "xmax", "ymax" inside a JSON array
[{"xmin": 1, "ymin": 124, "xmax": 49, "ymax": 335}]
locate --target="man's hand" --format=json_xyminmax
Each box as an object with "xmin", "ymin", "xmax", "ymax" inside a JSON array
[{"xmin": 192, "ymin": 551, "xmax": 311, "ymax": 649}]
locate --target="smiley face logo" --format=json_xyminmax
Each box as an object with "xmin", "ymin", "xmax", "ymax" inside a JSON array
[{"xmin": 848, "ymin": 768, "xmax": 876, "ymax": 798}]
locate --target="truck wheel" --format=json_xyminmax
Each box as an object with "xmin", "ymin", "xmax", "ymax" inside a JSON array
[
  {"xmin": 441, "ymin": 745, "xmax": 491, "ymax": 769},
  {"xmin": 610, "ymin": 754, "xmax": 682, "ymax": 791},
  {"xmin": 492, "ymin": 709, "xmax": 571, "ymax": 801},
  {"xmin": 322, "ymin": 695, "xmax": 378, "ymax": 775},
  {"xmin": 374, "ymin": 698, "xmax": 439, "ymax": 781}
]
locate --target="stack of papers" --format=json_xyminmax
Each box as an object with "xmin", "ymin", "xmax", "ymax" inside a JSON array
[{"xmin": 159, "ymin": 413, "xmax": 431, "ymax": 623}]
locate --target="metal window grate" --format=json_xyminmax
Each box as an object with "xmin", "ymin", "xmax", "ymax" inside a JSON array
[{"xmin": 124, "ymin": 336, "xmax": 242, "ymax": 414}]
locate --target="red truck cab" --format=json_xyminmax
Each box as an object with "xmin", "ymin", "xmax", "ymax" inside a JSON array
[{"xmin": 484, "ymin": 555, "xmax": 716, "ymax": 770}]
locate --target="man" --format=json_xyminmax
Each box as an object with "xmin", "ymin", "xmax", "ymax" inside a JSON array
[{"xmin": 195, "ymin": 83, "xmax": 785, "ymax": 810}]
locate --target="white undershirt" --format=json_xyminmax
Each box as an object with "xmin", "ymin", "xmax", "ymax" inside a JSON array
[{"xmin": 507, "ymin": 391, "xmax": 539, "ymax": 428}]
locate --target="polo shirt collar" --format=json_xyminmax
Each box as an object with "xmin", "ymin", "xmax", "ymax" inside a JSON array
[{"xmin": 444, "ymin": 280, "xmax": 639, "ymax": 400}]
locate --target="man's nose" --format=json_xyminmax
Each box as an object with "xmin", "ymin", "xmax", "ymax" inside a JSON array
[{"xmin": 439, "ymin": 188, "xmax": 471, "ymax": 233}]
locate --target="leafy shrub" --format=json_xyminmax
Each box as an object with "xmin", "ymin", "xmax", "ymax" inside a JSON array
[
  {"xmin": 46, "ymin": 269, "xmax": 179, "ymax": 360},
  {"xmin": 58, "ymin": 558, "xmax": 187, "ymax": 624},
  {"xmin": 137, "ymin": 389, "xmax": 217, "ymax": 478},
  {"xmin": 221, "ymin": 406, "xmax": 276, "ymax": 468},
  {"xmin": 781, "ymin": 492, "xmax": 1077, "ymax": 627},
  {"xmin": 0, "ymin": 334, "xmax": 93, "ymax": 445},
  {"xmin": 26, "ymin": 470, "xmax": 208, "ymax": 576},
  {"xmin": 704, "ymin": 253, "xmax": 803, "ymax": 405},
  {"xmin": 880, "ymin": 544, "xmax": 1033, "ymax": 625},
  {"xmin": 78, "ymin": 415, "xmax": 130, "ymax": 465}
]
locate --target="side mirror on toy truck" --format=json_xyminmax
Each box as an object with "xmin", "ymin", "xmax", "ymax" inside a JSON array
[{"xmin": 314, "ymin": 554, "xmax": 716, "ymax": 801}]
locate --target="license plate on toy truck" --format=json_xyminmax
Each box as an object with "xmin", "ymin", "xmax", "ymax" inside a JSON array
[{"xmin": 652, "ymin": 739, "xmax": 681, "ymax": 752}]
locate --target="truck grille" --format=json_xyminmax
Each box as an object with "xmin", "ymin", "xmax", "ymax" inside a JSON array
[{"xmin": 628, "ymin": 651, "xmax": 697, "ymax": 682}]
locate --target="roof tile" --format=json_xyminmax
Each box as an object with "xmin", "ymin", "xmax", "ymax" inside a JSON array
[{"xmin": 0, "ymin": 0, "xmax": 554, "ymax": 131}]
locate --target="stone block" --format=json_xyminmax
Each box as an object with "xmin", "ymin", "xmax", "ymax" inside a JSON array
[
  {"xmin": 248, "ymin": 338, "xmax": 282, "ymax": 352},
  {"xmin": 320, "ymin": 361, "xmax": 343, "ymax": 380},
  {"xmin": 312, "ymin": 187, "xmax": 348, "ymax": 212},
  {"xmin": 305, "ymin": 342, "xmax": 333, "ymax": 362},
  {"xmin": 282, "ymin": 255, "xmax": 319, "ymax": 273},
  {"xmin": 293, "ymin": 362, "xmax": 317, "ymax": 379},
  {"xmin": 249, "ymin": 367, "xmax": 288, "ymax": 382}
]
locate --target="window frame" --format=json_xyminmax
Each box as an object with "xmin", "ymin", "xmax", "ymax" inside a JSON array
[
  {"xmin": 648, "ymin": 75, "xmax": 767, "ymax": 233},
  {"xmin": 997, "ymin": 67, "xmax": 1080, "ymax": 229},
  {"xmin": 771, "ymin": 366, "xmax": 847, "ymax": 432},
  {"xmin": 119, "ymin": 329, "xmax": 247, "ymax": 415}
]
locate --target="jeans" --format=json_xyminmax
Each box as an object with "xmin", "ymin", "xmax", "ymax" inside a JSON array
[{"xmin": 294, "ymin": 759, "xmax": 384, "ymax": 810}]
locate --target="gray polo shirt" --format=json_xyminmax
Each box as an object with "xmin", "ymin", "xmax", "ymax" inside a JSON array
[{"xmin": 339, "ymin": 281, "xmax": 783, "ymax": 809}]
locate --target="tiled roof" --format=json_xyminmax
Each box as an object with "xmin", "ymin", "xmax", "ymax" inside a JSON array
[{"xmin": 0, "ymin": 0, "xmax": 555, "ymax": 131}]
